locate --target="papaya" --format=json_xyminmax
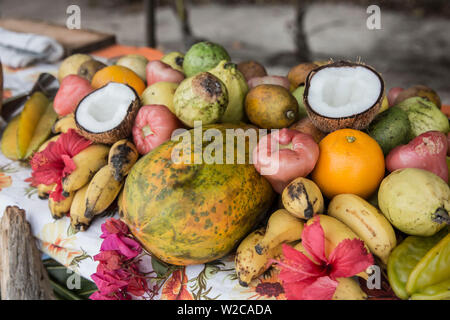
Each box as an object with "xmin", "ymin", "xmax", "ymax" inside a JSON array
[{"xmin": 122, "ymin": 124, "xmax": 274, "ymax": 265}]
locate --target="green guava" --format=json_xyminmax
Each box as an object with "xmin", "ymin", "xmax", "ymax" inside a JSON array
[
  {"xmin": 183, "ymin": 41, "xmax": 231, "ymax": 77},
  {"xmin": 173, "ymin": 72, "xmax": 228, "ymax": 127},
  {"xmin": 161, "ymin": 51, "xmax": 185, "ymax": 73}
]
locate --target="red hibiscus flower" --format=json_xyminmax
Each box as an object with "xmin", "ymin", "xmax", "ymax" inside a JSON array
[
  {"xmin": 30, "ymin": 129, "xmax": 92, "ymax": 201},
  {"xmin": 274, "ymin": 215, "xmax": 374, "ymax": 300}
]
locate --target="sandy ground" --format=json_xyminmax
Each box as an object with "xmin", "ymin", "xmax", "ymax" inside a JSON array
[{"xmin": 2, "ymin": 1, "xmax": 450, "ymax": 103}]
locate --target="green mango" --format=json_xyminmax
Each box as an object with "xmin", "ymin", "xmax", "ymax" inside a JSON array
[{"xmin": 291, "ymin": 85, "xmax": 308, "ymax": 119}]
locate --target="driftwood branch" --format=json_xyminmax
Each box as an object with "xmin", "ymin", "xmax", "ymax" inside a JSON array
[{"xmin": 0, "ymin": 206, "xmax": 55, "ymax": 300}]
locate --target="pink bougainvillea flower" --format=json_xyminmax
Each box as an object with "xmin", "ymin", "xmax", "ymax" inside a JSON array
[
  {"xmin": 101, "ymin": 218, "xmax": 130, "ymax": 238},
  {"xmin": 100, "ymin": 233, "xmax": 142, "ymax": 260},
  {"xmin": 91, "ymin": 266, "xmax": 131, "ymax": 295},
  {"xmin": 30, "ymin": 129, "xmax": 92, "ymax": 201},
  {"xmin": 274, "ymin": 216, "xmax": 374, "ymax": 300},
  {"xmin": 94, "ymin": 250, "xmax": 123, "ymax": 271}
]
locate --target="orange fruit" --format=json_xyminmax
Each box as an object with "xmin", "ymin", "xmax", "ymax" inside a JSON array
[
  {"xmin": 311, "ymin": 128, "xmax": 385, "ymax": 199},
  {"xmin": 91, "ymin": 65, "xmax": 145, "ymax": 95}
]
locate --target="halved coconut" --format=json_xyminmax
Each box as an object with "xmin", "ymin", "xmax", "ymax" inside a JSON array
[
  {"xmin": 303, "ymin": 61, "xmax": 384, "ymax": 132},
  {"xmin": 75, "ymin": 82, "xmax": 140, "ymax": 144}
]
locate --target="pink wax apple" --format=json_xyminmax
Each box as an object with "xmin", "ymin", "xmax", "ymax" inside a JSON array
[
  {"xmin": 386, "ymin": 131, "xmax": 448, "ymax": 183},
  {"xmin": 54, "ymin": 75, "xmax": 93, "ymax": 116},
  {"xmin": 253, "ymin": 128, "xmax": 319, "ymax": 193},
  {"xmin": 146, "ymin": 60, "xmax": 185, "ymax": 86}
]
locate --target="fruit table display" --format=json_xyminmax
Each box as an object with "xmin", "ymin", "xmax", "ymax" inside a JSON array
[{"xmin": 0, "ymin": 41, "xmax": 449, "ymax": 300}]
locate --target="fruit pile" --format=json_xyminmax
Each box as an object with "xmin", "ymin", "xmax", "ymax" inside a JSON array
[{"xmin": 1, "ymin": 41, "xmax": 449, "ymax": 300}]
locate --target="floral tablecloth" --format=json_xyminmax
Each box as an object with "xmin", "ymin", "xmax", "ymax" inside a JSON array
[{"xmin": 0, "ymin": 56, "xmax": 286, "ymax": 300}]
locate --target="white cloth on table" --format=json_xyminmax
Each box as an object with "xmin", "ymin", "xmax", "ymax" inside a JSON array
[{"xmin": 0, "ymin": 27, "xmax": 64, "ymax": 68}]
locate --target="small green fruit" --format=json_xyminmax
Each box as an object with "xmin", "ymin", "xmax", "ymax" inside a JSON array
[
  {"xmin": 291, "ymin": 85, "xmax": 308, "ymax": 119},
  {"xmin": 183, "ymin": 41, "xmax": 231, "ymax": 77},
  {"xmin": 161, "ymin": 51, "xmax": 185, "ymax": 73},
  {"xmin": 116, "ymin": 54, "xmax": 149, "ymax": 82},
  {"xmin": 141, "ymin": 82, "xmax": 178, "ymax": 113}
]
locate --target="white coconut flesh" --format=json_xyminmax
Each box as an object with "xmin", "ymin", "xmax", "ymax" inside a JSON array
[
  {"xmin": 307, "ymin": 66, "xmax": 382, "ymax": 118},
  {"xmin": 76, "ymin": 82, "xmax": 136, "ymax": 133}
]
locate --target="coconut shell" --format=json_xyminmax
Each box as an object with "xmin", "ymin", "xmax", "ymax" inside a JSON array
[
  {"xmin": 303, "ymin": 61, "xmax": 384, "ymax": 133},
  {"xmin": 75, "ymin": 83, "xmax": 141, "ymax": 144}
]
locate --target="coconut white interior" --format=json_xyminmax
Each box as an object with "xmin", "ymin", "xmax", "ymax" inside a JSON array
[
  {"xmin": 307, "ymin": 66, "xmax": 382, "ymax": 118},
  {"xmin": 76, "ymin": 82, "xmax": 135, "ymax": 132}
]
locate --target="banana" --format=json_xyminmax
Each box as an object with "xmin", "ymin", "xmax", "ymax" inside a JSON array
[
  {"xmin": 84, "ymin": 165, "xmax": 124, "ymax": 219},
  {"xmin": 70, "ymin": 184, "xmax": 91, "ymax": 231},
  {"xmin": 52, "ymin": 113, "xmax": 77, "ymax": 134},
  {"xmin": 108, "ymin": 139, "xmax": 139, "ymax": 181},
  {"xmin": 235, "ymin": 228, "xmax": 287, "ymax": 287},
  {"xmin": 37, "ymin": 183, "xmax": 55, "ymax": 200},
  {"xmin": 62, "ymin": 144, "xmax": 110, "ymax": 195},
  {"xmin": 292, "ymin": 242, "xmax": 367, "ymax": 300},
  {"xmin": 332, "ymin": 277, "xmax": 367, "ymax": 300},
  {"xmin": 254, "ymin": 209, "xmax": 304, "ymax": 255},
  {"xmin": 117, "ymin": 188, "xmax": 126, "ymax": 218},
  {"xmin": 37, "ymin": 134, "xmax": 60, "ymax": 153},
  {"xmin": 308, "ymin": 214, "xmax": 371, "ymax": 279},
  {"xmin": 328, "ymin": 194, "xmax": 397, "ymax": 265},
  {"xmin": 282, "ymin": 177, "xmax": 324, "ymax": 219},
  {"xmin": 48, "ymin": 188, "xmax": 74, "ymax": 219}
]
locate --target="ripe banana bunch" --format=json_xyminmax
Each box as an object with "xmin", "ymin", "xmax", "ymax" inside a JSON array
[
  {"xmin": 327, "ymin": 194, "xmax": 397, "ymax": 265},
  {"xmin": 70, "ymin": 184, "xmax": 90, "ymax": 231},
  {"xmin": 52, "ymin": 113, "xmax": 77, "ymax": 134},
  {"xmin": 235, "ymin": 228, "xmax": 284, "ymax": 287},
  {"xmin": 70, "ymin": 140, "xmax": 139, "ymax": 231},
  {"xmin": 254, "ymin": 209, "xmax": 304, "ymax": 255},
  {"xmin": 282, "ymin": 177, "xmax": 324, "ymax": 219},
  {"xmin": 37, "ymin": 183, "xmax": 55, "ymax": 200},
  {"xmin": 48, "ymin": 184, "xmax": 74, "ymax": 219},
  {"xmin": 84, "ymin": 165, "xmax": 124, "ymax": 219},
  {"xmin": 62, "ymin": 144, "xmax": 110, "ymax": 195}
]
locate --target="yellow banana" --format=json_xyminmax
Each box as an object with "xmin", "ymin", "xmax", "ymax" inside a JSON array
[
  {"xmin": 255, "ymin": 209, "xmax": 304, "ymax": 255},
  {"xmin": 52, "ymin": 113, "xmax": 77, "ymax": 134},
  {"xmin": 117, "ymin": 188, "xmax": 126, "ymax": 218},
  {"xmin": 70, "ymin": 184, "xmax": 91, "ymax": 231},
  {"xmin": 282, "ymin": 177, "xmax": 324, "ymax": 219},
  {"xmin": 48, "ymin": 188, "xmax": 74, "ymax": 219},
  {"xmin": 84, "ymin": 165, "xmax": 123, "ymax": 219},
  {"xmin": 328, "ymin": 194, "xmax": 397, "ymax": 265},
  {"xmin": 108, "ymin": 139, "xmax": 139, "ymax": 181},
  {"xmin": 332, "ymin": 277, "xmax": 367, "ymax": 300},
  {"xmin": 62, "ymin": 144, "xmax": 110, "ymax": 195},
  {"xmin": 37, "ymin": 183, "xmax": 55, "ymax": 200},
  {"xmin": 37, "ymin": 134, "xmax": 60, "ymax": 153},
  {"xmin": 235, "ymin": 228, "xmax": 286, "ymax": 287}
]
